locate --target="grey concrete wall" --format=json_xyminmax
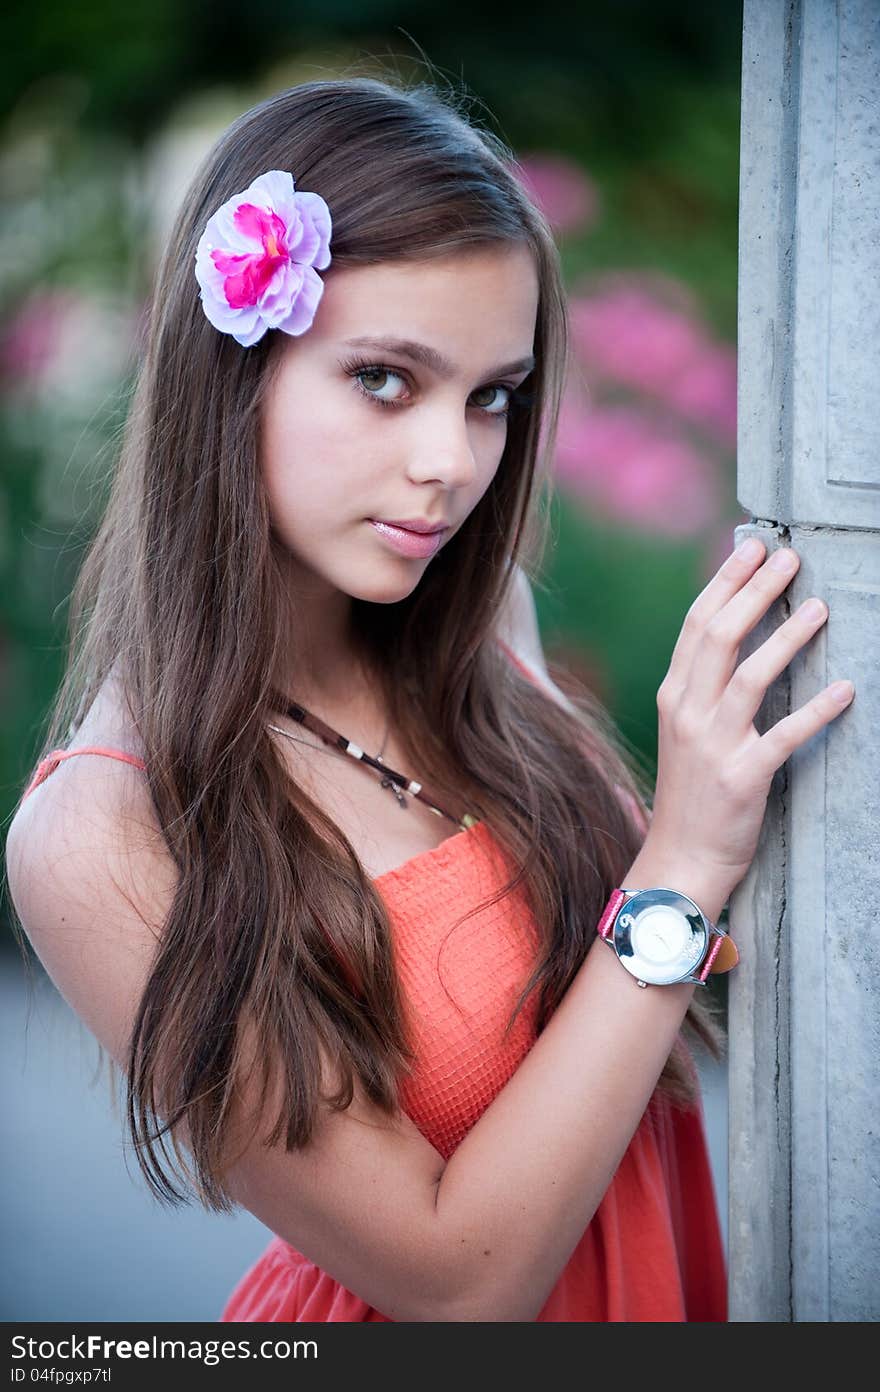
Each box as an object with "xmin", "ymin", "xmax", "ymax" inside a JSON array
[{"xmin": 731, "ymin": 0, "xmax": 879, "ymax": 1321}]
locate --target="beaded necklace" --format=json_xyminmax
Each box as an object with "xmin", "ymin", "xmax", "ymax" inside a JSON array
[{"xmin": 267, "ymin": 688, "xmax": 480, "ymax": 833}]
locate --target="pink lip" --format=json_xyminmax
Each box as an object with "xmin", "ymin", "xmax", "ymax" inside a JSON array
[
  {"xmin": 381, "ymin": 518, "xmax": 447, "ymax": 533},
  {"xmin": 369, "ymin": 519, "xmax": 446, "ymax": 558}
]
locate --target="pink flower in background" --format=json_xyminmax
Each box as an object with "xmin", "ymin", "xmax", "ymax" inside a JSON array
[
  {"xmin": 195, "ymin": 169, "xmax": 332, "ymax": 347},
  {"xmin": 570, "ymin": 281, "xmax": 702, "ymax": 394},
  {"xmin": 0, "ymin": 290, "xmax": 79, "ymax": 386},
  {"xmin": 664, "ymin": 342, "xmax": 737, "ymax": 448},
  {"xmin": 569, "ymin": 276, "xmax": 736, "ymax": 447},
  {"xmin": 554, "ymin": 397, "xmax": 720, "ymax": 537},
  {"xmin": 514, "ymin": 153, "xmax": 600, "ymax": 235},
  {"xmin": 0, "ymin": 288, "xmax": 140, "ymax": 400}
]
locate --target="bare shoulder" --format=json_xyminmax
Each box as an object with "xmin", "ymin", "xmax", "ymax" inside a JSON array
[
  {"xmin": 74, "ymin": 664, "xmax": 147, "ymax": 763},
  {"xmin": 495, "ymin": 563, "xmax": 550, "ymax": 675},
  {"xmin": 11, "ymin": 666, "xmax": 147, "ymax": 840},
  {"xmin": 5, "ymin": 681, "xmax": 173, "ymax": 1070},
  {"xmin": 494, "ymin": 563, "xmax": 578, "ymax": 714},
  {"xmin": 494, "ymin": 566, "xmax": 649, "ymax": 830}
]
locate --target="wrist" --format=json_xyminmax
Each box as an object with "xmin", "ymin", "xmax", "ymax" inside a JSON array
[{"xmin": 619, "ymin": 854, "xmax": 729, "ymax": 928}]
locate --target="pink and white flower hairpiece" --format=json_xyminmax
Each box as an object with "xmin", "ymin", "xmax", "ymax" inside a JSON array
[{"xmin": 194, "ymin": 169, "xmax": 332, "ymax": 347}]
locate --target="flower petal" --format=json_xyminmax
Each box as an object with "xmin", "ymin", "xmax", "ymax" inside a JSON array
[
  {"xmin": 232, "ymin": 201, "xmax": 288, "ymax": 252},
  {"xmin": 287, "ymin": 192, "xmax": 332, "ymax": 270},
  {"xmin": 272, "ymin": 265, "xmax": 325, "ymax": 336},
  {"xmin": 259, "ymin": 263, "xmax": 305, "ymax": 327},
  {"xmin": 248, "ymin": 169, "xmax": 297, "ymax": 210}
]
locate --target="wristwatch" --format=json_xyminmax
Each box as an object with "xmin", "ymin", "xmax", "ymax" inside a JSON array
[{"xmin": 597, "ymin": 886, "xmax": 739, "ymax": 988}]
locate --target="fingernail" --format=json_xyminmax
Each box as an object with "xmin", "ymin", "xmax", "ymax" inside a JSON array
[
  {"xmin": 800, "ymin": 598, "xmax": 826, "ymax": 621},
  {"xmin": 739, "ymin": 538, "xmax": 763, "ymax": 563},
  {"xmin": 830, "ymin": 681, "xmax": 854, "ymax": 703},
  {"xmin": 770, "ymin": 547, "xmax": 797, "ymax": 571}
]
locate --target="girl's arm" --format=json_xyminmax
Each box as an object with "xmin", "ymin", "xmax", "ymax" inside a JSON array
[{"xmin": 6, "ymin": 725, "xmax": 712, "ymax": 1324}]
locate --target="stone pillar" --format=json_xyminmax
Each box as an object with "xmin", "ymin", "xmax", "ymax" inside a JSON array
[{"xmin": 730, "ymin": 0, "xmax": 880, "ymax": 1321}]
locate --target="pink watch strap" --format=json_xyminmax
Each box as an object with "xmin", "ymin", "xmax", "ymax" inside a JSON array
[{"xmin": 598, "ymin": 888, "xmax": 627, "ymax": 942}]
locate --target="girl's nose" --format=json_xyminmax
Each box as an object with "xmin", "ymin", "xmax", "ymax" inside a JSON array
[{"xmin": 405, "ymin": 410, "xmax": 479, "ymax": 490}]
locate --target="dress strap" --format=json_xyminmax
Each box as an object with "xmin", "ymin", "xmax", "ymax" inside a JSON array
[{"xmin": 22, "ymin": 746, "xmax": 147, "ymax": 801}]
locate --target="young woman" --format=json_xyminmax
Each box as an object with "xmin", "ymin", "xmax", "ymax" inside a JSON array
[{"xmin": 6, "ymin": 75, "xmax": 854, "ymax": 1323}]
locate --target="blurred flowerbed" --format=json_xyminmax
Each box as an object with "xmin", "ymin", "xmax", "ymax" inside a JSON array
[
  {"xmin": 514, "ymin": 150, "xmax": 745, "ymax": 736},
  {"xmin": 0, "ymin": 32, "xmax": 746, "ymax": 869}
]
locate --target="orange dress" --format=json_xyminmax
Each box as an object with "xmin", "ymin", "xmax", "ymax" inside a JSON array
[
  {"xmin": 218, "ymin": 817, "xmax": 727, "ymax": 1323},
  {"xmin": 21, "ymin": 665, "xmax": 727, "ymax": 1323}
]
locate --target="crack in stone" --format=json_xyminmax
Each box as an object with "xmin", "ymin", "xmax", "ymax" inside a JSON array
[
  {"xmin": 751, "ymin": 515, "xmax": 795, "ymax": 1320},
  {"xmin": 773, "ymin": 523, "xmax": 795, "ymax": 1320}
]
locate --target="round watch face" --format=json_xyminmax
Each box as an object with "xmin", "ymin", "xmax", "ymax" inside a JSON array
[{"xmin": 613, "ymin": 889, "xmax": 709, "ymax": 985}]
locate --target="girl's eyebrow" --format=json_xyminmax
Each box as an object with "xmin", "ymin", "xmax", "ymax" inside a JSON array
[{"xmin": 343, "ymin": 335, "xmax": 535, "ymax": 380}]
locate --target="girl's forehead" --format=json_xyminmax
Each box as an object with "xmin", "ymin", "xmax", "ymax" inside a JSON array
[
  {"xmin": 328, "ymin": 244, "xmax": 536, "ymax": 293},
  {"xmin": 313, "ymin": 247, "xmax": 539, "ymax": 345}
]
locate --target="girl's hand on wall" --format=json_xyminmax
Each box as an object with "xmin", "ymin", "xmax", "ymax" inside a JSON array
[{"xmin": 643, "ymin": 538, "xmax": 854, "ymax": 907}]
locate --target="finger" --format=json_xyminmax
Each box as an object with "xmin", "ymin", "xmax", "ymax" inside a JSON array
[
  {"xmin": 662, "ymin": 538, "xmax": 769, "ymax": 700},
  {"xmin": 683, "ymin": 544, "xmax": 802, "ymax": 712},
  {"xmin": 717, "ymin": 595, "xmax": 828, "ymax": 727},
  {"xmin": 752, "ymin": 679, "xmax": 855, "ymax": 782}
]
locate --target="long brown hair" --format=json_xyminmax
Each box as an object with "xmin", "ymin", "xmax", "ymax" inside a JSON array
[{"xmin": 15, "ymin": 74, "xmax": 722, "ymax": 1211}]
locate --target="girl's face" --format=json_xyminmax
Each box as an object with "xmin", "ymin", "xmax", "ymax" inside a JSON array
[{"xmin": 260, "ymin": 243, "xmax": 540, "ymax": 606}]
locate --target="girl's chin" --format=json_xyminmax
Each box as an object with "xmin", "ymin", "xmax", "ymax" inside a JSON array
[{"xmin": 350, "ymin": 570, "xmax": 426, "ymax": 604}]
